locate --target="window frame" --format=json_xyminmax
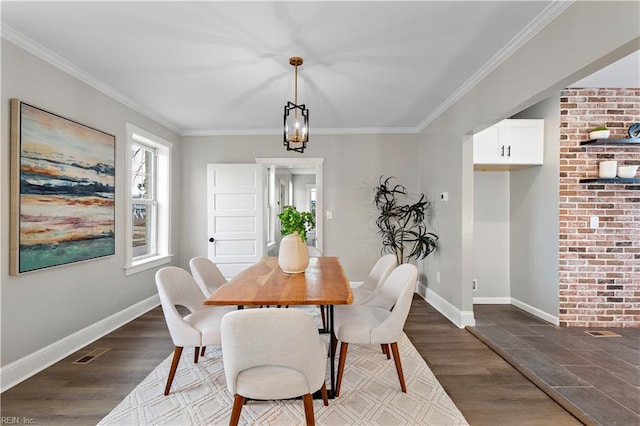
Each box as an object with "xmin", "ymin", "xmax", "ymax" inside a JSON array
[{"xmin": 124, "ymin": 123, "xmax": 173, "ymax": 275}]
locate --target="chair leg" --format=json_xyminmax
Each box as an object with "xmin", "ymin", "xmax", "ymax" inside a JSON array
[
  {"xmin": 390, "ymin": 342, "xmax": 407, "ymax": 393},
  {"xmin": 229, "ymin": 394, "xmax": 245, "ymax": 426},
  {"xmin": 381, "ymin": 344, "xmax": 390, "ymax": 359},
  {"xmin": 335, "ymin": 342, "xmax": 349, "ymax": 397},
  {"xmin": 200, "ymin": 346, "xmax": 206, "ymax": 356},
  {"xmin": 302, "ymin": 393, "xmax": 315, "ymax": 426},
  {"xmin": 164, "ymin": 346, "xmax": 183, "ymax": 395},
  {"xmin": 194, "ymin": 347, "xmax": 200, "ymax": 364},
  {"xmin": 320, "ymin": 382, "xmax": 329, "ymax": 406}
]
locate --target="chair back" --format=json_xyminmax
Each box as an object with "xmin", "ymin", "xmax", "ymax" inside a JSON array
[
  {"xmin": 367, "ymin": 262, "xmax": 416, "ymax": 311},
  {"xmin": 189, "ymin": 256, "xmax": 227, "ymax": 297},
  {"xmin": 370, "ymin": 263, "xmax": 418, "ymax": 343},
  {"xmin": 307, "ymin": 246, "xmax": 322, "ymax": 257},
  {"xmin": 221, "ymin": 308, "xmax": 326, "ymax": 396},
  {"xmin": 359, "ymin": 254, "xmax": 397, "ymax": 291},
  {"xmin": 156, "ymin": 266, "xmax": 207, "ymax": 347}
]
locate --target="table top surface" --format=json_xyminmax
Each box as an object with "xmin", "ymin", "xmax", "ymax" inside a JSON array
[{"xmin": 204, "ymin": 256, "xmax": 353, "ymax": 306}]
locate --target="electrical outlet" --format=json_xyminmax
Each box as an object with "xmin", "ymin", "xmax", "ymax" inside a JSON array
[{"xmin": 472, "ymin": 279, "xmax": 478, "ymax": 291}]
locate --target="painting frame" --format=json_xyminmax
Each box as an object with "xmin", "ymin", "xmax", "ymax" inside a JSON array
[{"xmin": 10, "ymin": 99, "xmax": 116, "ymax": 275}]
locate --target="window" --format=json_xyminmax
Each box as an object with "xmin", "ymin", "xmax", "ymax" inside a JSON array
[
  {"xmin": 124, "ymin": 124, "xmax": 173, "ymax": 275},
  {"xmin": 131, "ymin": 143, "xmax": 156, "ymax": 258}
]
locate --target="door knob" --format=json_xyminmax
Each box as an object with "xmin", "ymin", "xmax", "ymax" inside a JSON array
[{"xmin": 209, "ymin": 237, "xmax": 215, "ymax": 242}]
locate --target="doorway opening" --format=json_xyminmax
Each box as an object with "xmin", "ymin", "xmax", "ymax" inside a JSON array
[{"xmin": 255, "ymin": 158, "xmax": 324, "ymax": 256}]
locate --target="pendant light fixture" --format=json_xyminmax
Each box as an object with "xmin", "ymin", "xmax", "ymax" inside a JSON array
[{"xmin": 283, "ymin": 56, "xmax": 309, "ymax": 153}]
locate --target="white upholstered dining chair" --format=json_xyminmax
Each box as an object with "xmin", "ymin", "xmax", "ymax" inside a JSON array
[
  {"xmin": 350, "ymin": 254, "xmax": 397, "ymax": 305},
  {"xmin": 333, "ymin": 263, "xmax": 418, "ymax": 397},
  {"xmin": 307, "ymin": 246, "xmax": 322, "ymax": 257},
  {"xmin": 189, "ymin": 256, "xmax": 227, "ymax": 297},
  {"xmin": 155, "ymin": 266, "xmax": 235, "ymax": 395},
  {"xmin": 221, "ymin": 308, "xmax": 329, "ymax": 426}
]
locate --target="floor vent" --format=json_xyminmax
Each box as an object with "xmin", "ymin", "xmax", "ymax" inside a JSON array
[
  {"xmin": 73, "ymin": 348, "xmax": 110, "ymax": 364},
  {"xmin": 584, "ymin": 330, "xmax": 621, "ymax": 338}
]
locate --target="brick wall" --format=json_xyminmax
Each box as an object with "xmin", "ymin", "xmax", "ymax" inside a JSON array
[{"xmin": 559, "ymin": 88, "xmax": 640, "ymax": 328}]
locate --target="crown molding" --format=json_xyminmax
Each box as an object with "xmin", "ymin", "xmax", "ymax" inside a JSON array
[
  {"xmin": 181, "ymin": 126, "xmax": 417, "ymax": 137},
  {"xmin": 1, "ymin": 24, "xmax": 183, "ymax": 135},
  {"xmin": 416, "ymin": 0, "xmax": 573, "ymax": 133}
]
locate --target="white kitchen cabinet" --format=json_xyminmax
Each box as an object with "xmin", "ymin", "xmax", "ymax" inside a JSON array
[{"xmin": 473, "ymin": 119, "xmax": 544, "ymax": 169}]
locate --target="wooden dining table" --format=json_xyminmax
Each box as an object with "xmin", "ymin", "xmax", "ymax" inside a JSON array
[{"xmin": 204, "ymin": 256, "xmax": 353, "ymax": 398}]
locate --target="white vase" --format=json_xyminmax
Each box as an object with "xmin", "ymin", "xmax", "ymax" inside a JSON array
[{"xmin": 278, "ymin": 232, "xmax": 309, "ymax": 273}]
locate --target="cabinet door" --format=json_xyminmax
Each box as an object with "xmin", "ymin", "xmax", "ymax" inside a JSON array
[
  {"xmin": 503, "ymin": 119, "xmax": 544, "ymax": 165},
  {"xmin": 473, "ymin": 123, "xmax": 503, "ymax": 164}
]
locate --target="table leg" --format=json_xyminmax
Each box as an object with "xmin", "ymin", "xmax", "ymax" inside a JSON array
[
  {"xmin": 313, "ymin": 304, "xmax": 337, "ymax": 400},
  {"xmin": 329, "ymin": 304, "xmax": 336, "ymax": 398}
]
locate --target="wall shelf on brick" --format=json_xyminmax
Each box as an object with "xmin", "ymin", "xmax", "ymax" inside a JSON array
[
  {"xmin": 580, "ymin": 138, "xmax": 640, "ymax": 146},
  {"xmin": 579, "ymin": 178, "xmax": 640, "ymax": 184}
]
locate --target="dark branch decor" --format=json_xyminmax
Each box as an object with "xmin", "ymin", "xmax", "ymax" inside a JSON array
[{"xmin": 373, "ymin": 176, "xmax": 438, "ymax": 265}]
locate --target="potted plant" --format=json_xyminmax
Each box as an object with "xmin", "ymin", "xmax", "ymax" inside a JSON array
[
  {"xmin": 277, "ymin": 205, "xmax": 315, "ymax": 273},
  {"xmin": 374, "ymin": 176, "xmax": 438, "ymax": 265},
  {"xmin": 589, "ymin": 125, "xmax": 610, "ymax": 140},
  {"xmin": 278, "ymin": 205, "xmax": 315, "ymax": 242}
]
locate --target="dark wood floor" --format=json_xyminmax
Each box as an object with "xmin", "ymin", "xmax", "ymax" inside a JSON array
[
  {"xmin": 469, "ymin": 304, "xmax": 640, "ymax": 426},
  {"xmin": 0, "ymin": 295, "xmax": 581, "ymax": 425}
]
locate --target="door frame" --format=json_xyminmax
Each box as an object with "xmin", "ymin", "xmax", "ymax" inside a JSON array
[{"xmin": 255, "ymin": 158, "xmax": 324, "ymax": 253}]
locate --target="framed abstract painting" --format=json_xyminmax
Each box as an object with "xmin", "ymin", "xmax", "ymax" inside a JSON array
[{"xmin": 10, "ymin": 99, "xmax": 116, "ymax": 275}]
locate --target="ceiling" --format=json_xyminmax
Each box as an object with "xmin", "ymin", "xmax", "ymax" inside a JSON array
[{"xmin": 0, "ymin": 1, "xmax": 585, "ymax": 136}]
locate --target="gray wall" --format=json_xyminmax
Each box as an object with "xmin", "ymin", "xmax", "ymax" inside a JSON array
[
  {"xmin": 178, "ymin": 133, "xmax": 419, "ymax": 280},
  {"xmin": 0, "ymin": 40, "xmax": 181, "ymax": 366},
  {"xmin": 417, "ymin": 1, "xmax": 639, "ymax": 318},
  {"xmin": 471, "ymin": 93, "xmax": 560, "ymax": 316},
  {"xmin": 510, "ymin": 95, "xmax": 561, "ymax": 316},
  {"xmin": 473, "ymin": 171, "xmax": 510, "ymax": 298}
]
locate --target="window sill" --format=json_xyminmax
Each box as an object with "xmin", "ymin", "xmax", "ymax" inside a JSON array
[{"xmin": 124, "ymin": 254, "xmax": 173, "ymax": 276}]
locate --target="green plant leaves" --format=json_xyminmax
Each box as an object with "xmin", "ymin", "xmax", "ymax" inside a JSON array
[{"xmin": 278, "ymin": 205, "xmax": 315, "ymax": 242}]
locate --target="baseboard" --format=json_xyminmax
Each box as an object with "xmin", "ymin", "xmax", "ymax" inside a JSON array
[
  {"xmin": 473, "ymin": 297, "xmax": 512, "ymax": 304},
  {"xmin": 417, "ymin": 282, "xmax": 476, "ymax": 328},
  {"xmin": 510, "ymin": 297, "xmax": 559, "ymax": 325},
  {"xmin": 0, "ymin": 295, "xmax": 160, "ymax": 393}
]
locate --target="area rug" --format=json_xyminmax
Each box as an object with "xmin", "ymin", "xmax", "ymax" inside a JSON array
[{"xmin": 99, "ymin": 310, "xmax": 468, "ymax": 425}]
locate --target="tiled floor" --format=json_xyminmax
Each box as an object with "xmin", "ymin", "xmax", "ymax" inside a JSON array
[{"xmin": 468, "ymin": 304, "xmax": 640, "ymax": 426}]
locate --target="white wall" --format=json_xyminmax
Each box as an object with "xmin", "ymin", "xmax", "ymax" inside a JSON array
[
  {"xmin": 417, "ymin": 1, "xmax": 639, "ymax": 326},
  {"xmin": 1, "ymin": 40, "xmax": 181, "ymax": 370},
  {"xmin": 178, "ymin": 133, "xmax": 419, "ymax": 281},
  {"xmin": 292, "ymin": 174, "xmax": 315, "ymax": 212},
  {"xmin": 510, "ymin": 94, "xmax": 561, "ymax": 318},
  {"xmin": 473, "ymin": 172, "xmax": 510, "ymax": 300}
]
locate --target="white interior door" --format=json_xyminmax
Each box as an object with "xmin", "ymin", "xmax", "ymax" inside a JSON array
[{"xmin": 207, "ymin": 164, "xmax": 264, "ymax": 278}]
